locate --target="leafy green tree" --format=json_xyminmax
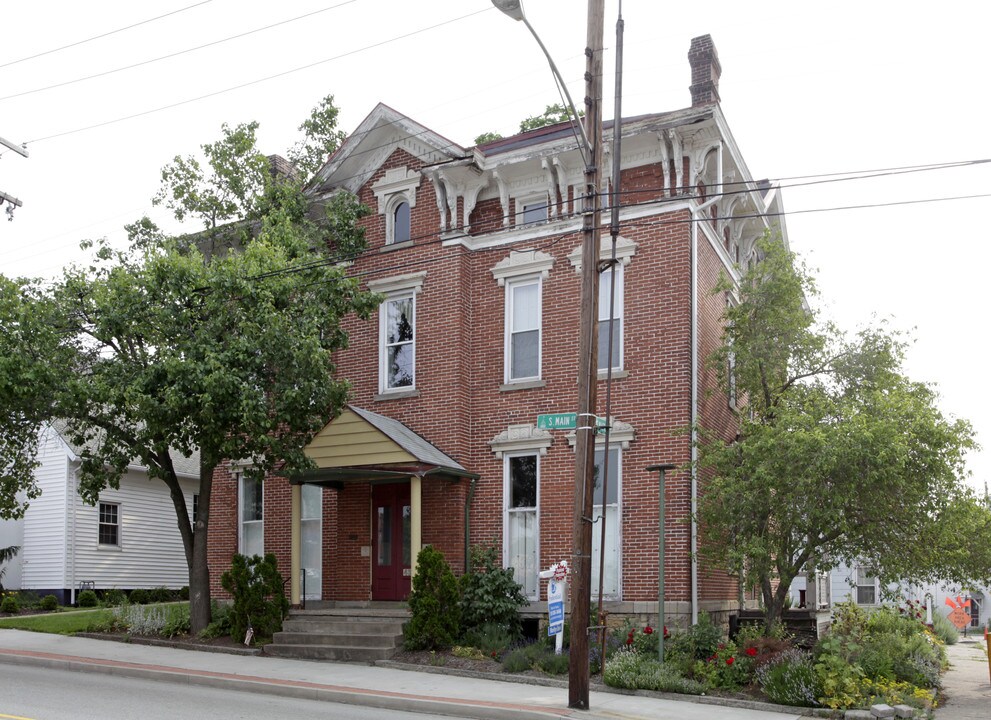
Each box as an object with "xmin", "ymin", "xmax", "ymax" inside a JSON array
[
  {"xmin": 0, "ymin": 95, "xmax": 379, "ymax": 633},
  {"xmin": 698, "ymin": 234, "xmax": 986, "ymax": 629},
  {"xmin": 403, "ymin": 545, "xmax": 461, "ymax": 650},
  {"xmin": 220, "ymin": 553, "xmax": 290, "ymax": 643},
  {"xmin": 0, "ymin": 545, "xmax": 19, "ymax": 592},
  {"xmin": 518, "ymin": 103, "xmax": 583, "ymax": 133},
  {"xmin": 473, "ymin": 131, "xmax": 503, "ymax": 146}
]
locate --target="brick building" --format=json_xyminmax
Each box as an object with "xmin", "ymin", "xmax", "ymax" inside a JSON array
[{"xmin": 208, "ymin": 35, "xmax": 787, "ymax": 628}]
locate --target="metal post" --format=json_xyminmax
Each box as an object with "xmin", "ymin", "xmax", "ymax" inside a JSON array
[{"xmin": 647, "ymin": 463, "xmax": 675, "ymax": 662}]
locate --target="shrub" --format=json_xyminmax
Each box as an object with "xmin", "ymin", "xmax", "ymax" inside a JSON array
[
  {"xmin": 177, "ymin": 586, "xmax": 190, "ymax": 601},
  {"xmin": 403, "ymin": 545, "xmax": 460, "ymax": 651},
  {"xmin": 200, "ymin": 601, "xmax": 233, "ymax": 639},
  {"xmin": 501, "ymin": 646, "xmax": 534, "ymax": 673},
  {"xmin": 149, "ymin": 586, "xmax": 174, "ymax": 603},
  {"xmin": 77, "ymin": 589, "xmax": 98, "ymax": 607},
  {"xmin": 536, "ymin": 650, "xmax": 570, "ymax": 675},
  {"xmin": 756, "ymin": 649, "xmax": 822, "ymax": 707},
  {"xmin": 1, "ymin": 595, "xmax": 20, "ymax": 614},
  {"xmin": 462, "ymin": 621, "xmax": 515, "ymax": 658},
  {"xmin": 102, "ymin": 588, "xmax": 127, "ymax": 607},
  {"xmin": 604, "ymin": 649, "xmax": 706, "ymax": 694},
  {"xmin": 129, "ymin": 588, "xmax": 150, "ymax": 605},
  {"xmin": 459, "ymin": 545, "xmax": 527, "ymax": 641},
  {"xmin": 113, "ymin": 603, "xmax": 190, "ymax": 637},
  {"xmin": 931, "ymin": 612, "xmax": 959, "ymax": 645},
  {"xmin": 220, "ymin": 553, "xmax": 289, "ymax": 644},
  {"xmin": 39, "ymin": 594, "xmax": 58, "ymax": 612}
]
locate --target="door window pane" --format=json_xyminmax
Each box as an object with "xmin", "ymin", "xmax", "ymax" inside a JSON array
[
  {"xmin": 377, "ymin": 505, "xmax": 392, "ymax": 566},
  {"xmin": 301, "ymin": 485, "xmax": 322, "ymax": 600}
]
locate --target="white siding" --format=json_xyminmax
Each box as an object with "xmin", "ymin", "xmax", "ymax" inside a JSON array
[
  {"xmin": 72, "ymin": 469, "xmax": 196, "ymax": 589},
  {"xmin": 21, "ymin": 430, "xmax": 70, "ymax": 590},
  {"xmin": 0, "ymin": 511, "xmax": 25, "ymax": 590}
]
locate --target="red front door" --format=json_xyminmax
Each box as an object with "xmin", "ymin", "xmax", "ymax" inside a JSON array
[{"xmin": 371, "ymin": 483, "xmax": 412, "ymax": 601}]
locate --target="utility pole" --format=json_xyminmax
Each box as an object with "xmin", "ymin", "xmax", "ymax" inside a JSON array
[
  {"xmin": 0, "ymin": 134, "xmax": 29, "ymax": 221},
  {"xmin": 567, "ymin": 0, "xmax": 604, "ymax": 709}
]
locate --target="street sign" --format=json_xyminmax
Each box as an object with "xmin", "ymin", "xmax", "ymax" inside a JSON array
[
  {"xmin": 537, "ymin": 413, "xmax": 607, "ymax": 430},
  {"xmin": 538, "ymin": 413, "xmax": 577, "ymax": 430}
]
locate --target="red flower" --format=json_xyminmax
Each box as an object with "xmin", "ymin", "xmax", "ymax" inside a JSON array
[
  {"xmin": 718, "ymin": 643, "xmax": 726, "ymax": 650},
  {"xmin": 663, "ymin": 625, "xmax": 669, "ymax": 637},
  {"xmin": 745, "ymin": 647, "xmax": 757, "ymax": 657},
  {"xmin": 726, "ymin": 656, "xmax": 735, "ymax": 666},
  {"xmin": 644, "ymin": 626, "xmax": 654, "ymax": 635}
]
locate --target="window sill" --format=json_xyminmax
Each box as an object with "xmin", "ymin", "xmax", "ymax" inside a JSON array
[
  {"xmin": 97, "ymin": 544, "xmax": 122, "ymax": 552},
  {"xmin": 374, "ymin": 388, "xmax": 421, "ymax": 402},
  {"xmin": 380, "ymin": 240, "xmax": 413, "ymax": 253},
  {"xmin": 499, "ymin": 380, "xmax": 547, "ymax": 392},
  {"xmin": 597, "ymin": 369, "xmax": 629, "ymax": 381}
]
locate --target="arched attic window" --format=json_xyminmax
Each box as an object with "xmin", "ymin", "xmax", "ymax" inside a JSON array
[{"xmin": 390, "ymin": 198, "xmax": 411, "ymax": 245}]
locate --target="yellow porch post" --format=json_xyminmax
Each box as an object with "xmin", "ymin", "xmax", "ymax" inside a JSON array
[
  {"xmin": 410, "ymin": 476, "xmax": 422, "ymax": 578},
  {"xmin": 290, "ymin": 484, "xmax": 301, "ymax": 606}
]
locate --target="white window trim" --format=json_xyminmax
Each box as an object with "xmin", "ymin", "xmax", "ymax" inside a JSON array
[
  {"xmin": 369, "ymin": 272, "xmax": 426, "ymax": 395},
  {"xmin": 98, "ymin": 501, "xmax": 121, "ymax": 548},
  {"xmin": 854, "ymin": 567, "xmax": 878, "ymax": 605},
  {"xmin": 378, "ymin": 291, "xmax": 417, "ymax": 393},
  {"xmin": 598, "ymin": 264, "xmax": 625, "ymax": 373},
  {"xmin": 371, "ymin": 167, "xmax": 420, "ymax": 246},
  {"xmin": 515, "ymin": 193, "xmax": 549, "ymax": 226},
  {"xmin": 504, "ymin": 275, "xmax": 543, "ymax": 384},
  {"xmin": 592, "ymin": 446, "xmax": 622, "ymax": 600},
  {"xmin": 489, "ymin": 423, "xmax": 553, "ymax": 459},
  {"xmin": 503, "ymin": 452, "xmax": 540, "ymax": 601},
  {"xmin": 238, "ymin": 474, "xmax": 264, "ymax": 557}
]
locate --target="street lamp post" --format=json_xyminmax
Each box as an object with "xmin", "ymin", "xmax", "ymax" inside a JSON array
[
  {"xmin": 491, "ymin": 0, "xmax": 604, "ymax": 709},
  {"xmin": 647, "ymin": 463, "xmax": 676, "ymax": 663}
]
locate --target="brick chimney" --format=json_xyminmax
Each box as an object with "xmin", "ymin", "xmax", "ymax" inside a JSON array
[{"xmin": 688, "ymin": 35, "xmax": 721, "ymax": 107}]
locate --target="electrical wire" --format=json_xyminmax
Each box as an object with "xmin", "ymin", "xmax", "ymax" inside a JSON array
[
  {"xmin": 0, "ymin": 1, "xmax": 216, "ymax": 69},
  {"xmin": 23, "ymin": 6, "xmax": 493, "ymax": 145},
  {"xmin": 0, "ymin": 1, "xmax": 362, "ymax": 103}
]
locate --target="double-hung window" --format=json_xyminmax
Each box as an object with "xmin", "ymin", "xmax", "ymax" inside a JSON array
[
  {"xmin": 855, "ymin": 567, "xmax": 877, "ymax": 605},
  {"xmin": 598, "ymin": 266, "xmax": 624, "ymax": 372},
  {"xmin": 506, "ymin": 277, "xmax": 541, "ymax": 382},
  {"xmin": 504, "ymin": 454, "xmax": 539, "ymax": 599},
  {"xmin": 591, "ymin": 448, "xmax": 621, "ymax": 597},
  {"xmin": 98, "ymin": 502, "xmax": 120, "ymax": 547},
  {"xmin": 239, "ymin": 475, "xmax": 264, "ymax": 558},
  {"xmin": 381, "ymin": 293, "xmax": 415, "ymax": 391}
]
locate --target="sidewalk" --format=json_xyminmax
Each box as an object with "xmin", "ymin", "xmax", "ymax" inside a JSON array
[
  {"xmin": 0, "ymin": 629, "xmax": 803, "ymax": 720},
  {"xmin": 935, "ymin": 637, "xmax": 990, "ymax": 720}
]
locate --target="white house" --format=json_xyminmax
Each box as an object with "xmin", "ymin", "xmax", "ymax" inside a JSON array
[
  {"xmin": 0, "ymin": 423, "xmax": 199, "ymax": 604},
  {"xmin": 790, "ymin": 562, "xmax": 989, "ymax": 631}
]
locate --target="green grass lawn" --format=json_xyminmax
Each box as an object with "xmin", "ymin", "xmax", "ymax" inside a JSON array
[{"xmin": 0, "ymin": 607, "xmax": 113, "ymax": 634}]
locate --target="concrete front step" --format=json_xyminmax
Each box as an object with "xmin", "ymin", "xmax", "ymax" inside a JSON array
[
  {"xmin": 263, "ymin": 643, "xmax": 396, "ymax": 662},
  {"xmin": 273, "ymin": 631, "xmax": 403, "ymax": 648},
  {"xmin": 265, "ymin": 607, "xmax": 410, "ymax": 662}
]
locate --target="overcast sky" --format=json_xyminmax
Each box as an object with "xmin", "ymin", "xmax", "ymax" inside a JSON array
[{"xmin": 2, "ymin": 1, "xmax": 988, "ymax": 493}]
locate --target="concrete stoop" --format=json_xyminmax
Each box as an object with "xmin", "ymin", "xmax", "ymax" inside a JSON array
[{"xmin": 265, "ymin": 607, "xmax": 409, "ymax": 663}]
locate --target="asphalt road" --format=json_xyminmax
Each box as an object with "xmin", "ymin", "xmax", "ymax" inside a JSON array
[{"xmin": 0, "ymin": 664, "xmax": 458, "ymax": 720}]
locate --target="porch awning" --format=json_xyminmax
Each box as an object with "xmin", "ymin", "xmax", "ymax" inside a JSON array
[{"xmin": 289, "ymin": 405, "xmax": 478, "ymax": 486}]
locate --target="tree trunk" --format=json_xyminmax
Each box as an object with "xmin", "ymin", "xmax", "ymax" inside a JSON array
[{"xmin": 189, "ymin": 460, "xmax": 215, "ymax": 634}]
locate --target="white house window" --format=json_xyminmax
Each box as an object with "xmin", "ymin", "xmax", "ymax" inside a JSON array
[
  {"xmin": 391, "ymin": 200, "xmax": 411, "ymax": 244},
  {"xmin": 598, "ymin": 265, "xmax": 624, "ymax": 372},
  {"xmin": 520, "ymin": 197, "xmax": 548, "ymax": 225},
  {"xmin": 505, "ymin": 454, "xmax": 539, "ymax": 599},
  {"xmin": 301, "ymin": 484, "xmax": 323, "ymax": 601},
  {"xmin": 368, "ymin": 272, "xmax": 426, "ymax": 396},
  {"xmin": 98, "ymin": 502, "xmax": 120, "ymax": 546},
  {"xmin": 506, "ymin": 277, "xmax": 541, "ymax": 382},
  {"xmin": 855, "ymin": 567, "xmax": 877, "ymax": 605},
  {"xmin": 592, "ymin": 447, "xmax": 621, "ymax": 597},
  {"xmin": 239, "ymin": 475, "xmax": 264, "ymax": 558},
  {"xmin": 381, "ymin": 293, "xmax": 415, "ymax": 390}
]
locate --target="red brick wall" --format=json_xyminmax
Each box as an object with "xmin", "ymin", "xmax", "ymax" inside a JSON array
[{"xmin": 207, "ymin": 144, "xmax": 740, "ymax": 610}]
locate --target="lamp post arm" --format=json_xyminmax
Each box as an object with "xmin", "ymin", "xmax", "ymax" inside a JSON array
[{"xmin": 519, "ymin": 16, "xmax": 593, "ymax": 166}]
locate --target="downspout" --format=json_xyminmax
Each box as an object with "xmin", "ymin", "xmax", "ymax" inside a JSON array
[
  {"xmin": 69, "ymin": 463, "xmax": 80, "ymax": 605},
  {"xmin": 688, "ymin": 141, "xmax": 723, "ymax": 626},
  {"xmin": 463, "ymin": 477, "xmax": 477, "ymax": 572}
]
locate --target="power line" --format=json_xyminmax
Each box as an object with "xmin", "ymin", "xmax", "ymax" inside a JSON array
[
  {"xmin": 24, "ymin": 7, "xmax": 493, "ymax": 145},
  {"xmin": 0, "ymin": 1, "xmax": 216, "ymax": 69},
  {"xmin": 0, "ymin": 1, "xmax": 362, "ymax": 103}
]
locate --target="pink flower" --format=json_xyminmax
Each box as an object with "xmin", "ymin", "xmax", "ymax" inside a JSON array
[{"xmin": 718, "ymin": 643, "xmax": 726, "ymax": 650}]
